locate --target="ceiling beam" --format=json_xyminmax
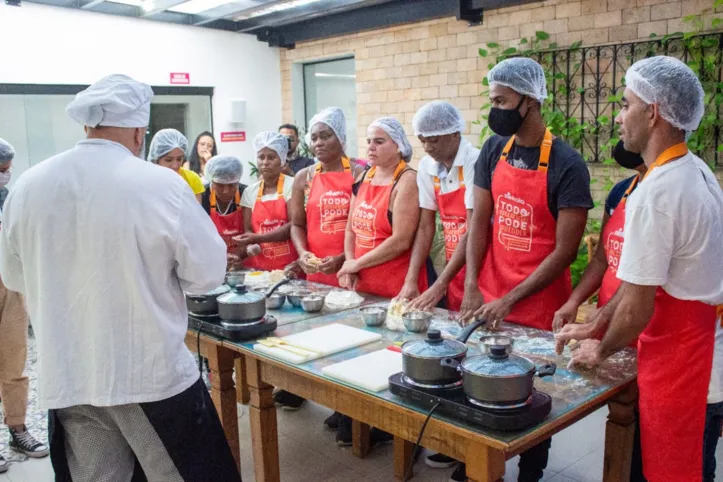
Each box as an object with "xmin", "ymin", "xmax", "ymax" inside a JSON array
[
  {"xmin": 80, "ymin": 0, "xmax": 108, "ymax": 9},
  {"xmin": 141, "ymin": 0, "xmax": 189, "ymax": 17}
]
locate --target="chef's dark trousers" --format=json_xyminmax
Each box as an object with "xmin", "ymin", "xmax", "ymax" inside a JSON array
[
  {"xmin": 517, "ymin": 438, "xmax": 552, "ymax": 482},
  {"xmin": 49, "ymin": 378, "xmax": 241, "ymax": 482}
]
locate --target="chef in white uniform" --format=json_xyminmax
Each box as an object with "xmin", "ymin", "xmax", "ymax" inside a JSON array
[{"xmin": 0, "ymin": 74, "xmax": 240, "ymax": 482}]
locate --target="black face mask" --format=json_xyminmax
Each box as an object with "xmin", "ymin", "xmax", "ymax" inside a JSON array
[
  {"xmin": 488, "ymin": 96, "xmax": 527, "ymax": 137},
  {"xmin": 612, "ymin": 140, "xmax": 644, "ymax": 169}
]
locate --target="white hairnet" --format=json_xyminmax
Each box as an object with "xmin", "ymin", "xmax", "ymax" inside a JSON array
[
  {"xmin": 253, "ymin": 131, "xmax": 289, "ymax": 164},
  {"xmin": 147, "ymin": 129, "xmax": 188, "ymax": 163},
  {"xmin": 0, "ymin": 138, "xmax": 15, "ymax": 165},
  {"xmin": 625, "ymin": 56, "xmax": 705, "ymax": 132},
  {"xmin": 487, "ymin": 58, "xmax": 548, "ymax": 103},
  {"xmin": 308, "ymin": 107, "xmax": 347, "ymax": 150},
  {"xmin": 369, "ymin": 117, "xmax": 413, "ymax": 162},
  {"xmin": 206, "ymin": 155, "xmax": 243, "ymax": 184},
  {"xmin": 412, "ymin": 101, "xmax": 465, "ymax": 137},
  {"xmin": 66, "ymin": 74, "xmax": 153, "ymax": 128}
]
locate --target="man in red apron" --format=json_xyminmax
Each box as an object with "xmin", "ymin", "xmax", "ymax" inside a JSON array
[
  {"xmin": 201, "ymin": 156, "xmax": 247, "ymax": 270},
  {"xmin": 566, "ymin": 56, "xmax": 723, "ymax": 482},
  {"xmin": 454, "ymin": 58, "xmax": 593, "ymax": 482},
  {"xmin": 396, "ymin": 101, "xmax": 480, "ymax": 313}
]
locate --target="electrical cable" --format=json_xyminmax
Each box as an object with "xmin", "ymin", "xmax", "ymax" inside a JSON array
[{"xmin": 403, "ymin": 401, "xmax": 442, "ymax": 482}]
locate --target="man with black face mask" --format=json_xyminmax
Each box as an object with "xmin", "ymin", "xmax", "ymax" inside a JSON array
[{"xmin": 456, "ymin": 57, "xmax": 593, "ymax": 482}]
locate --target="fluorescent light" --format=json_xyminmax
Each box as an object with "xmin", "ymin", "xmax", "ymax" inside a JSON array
[
  {"xmin": 234, "ymin": 0, "xmax": 322, "ymax": 20},
  {"xmin": 315, "ymin": 73, "xmax": 356, "ymax": 79},
  {"xmin": 169, "ymin": 0, "xmax": 233, "ymax": 14}
]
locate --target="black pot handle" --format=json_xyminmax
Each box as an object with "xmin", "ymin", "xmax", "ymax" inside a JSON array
[
  {"xmin": 266, "ymin": 277, "xmax": 292, "ymax": 297},
  {"xmin": 456, "ymin": 317, "xmax": 487, "ymax": 343},
  {"xmin": 440, "ymin": 357, "xmax": 462, "ymax": 371},
  {"xmin": 536, "ymin": 363, "xmax": 557, "ymax": 378},
  {"xmin": 186, "ymin": 295, "xmax": 207, "ymax": 302}
]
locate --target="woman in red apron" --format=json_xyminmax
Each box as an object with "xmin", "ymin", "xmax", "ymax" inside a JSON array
[
  {"xmin": 237, "ymin": 132, "xmax": 297, "ymax": 272},
  {"xmin": 201, "ymin": 156, "xmax": 246, "ymax": 270},
  {"xmin": 289, "ymin": 107, "xmax": 364, "ymax": 287},
  {"xmin": 337, "ymin": 117, "xmax": 426, "ymax": 297}
]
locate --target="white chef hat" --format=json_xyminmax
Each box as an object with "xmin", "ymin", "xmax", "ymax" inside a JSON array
[
  {"xmin": 147, "ymin": 129, "xmax": 188, "ymax": 163},
  {"xmin": 369, "ymin": 117, "xmax": 413, "ymax": 162},
  {"xmin": 413, "ymin": 101, "xmax": 466, "ymax": 137},
  {"xmin": 66, "ymin": 74, "xmax": 153, "ymax": 128},
  {"xmin": 308, "ymin": 107, "xmax": 347, "ymax": 150},
  {"xmin": 0, "ymin": 138, "xmax": 15, "ymax": 165},
  {"xmin": 206, "ymin": 155, "xmax": 243, "ymax": 184},
  {"xmin": 253, "ymin": 131, "xmax": 289, "ymax": 164},
  {"xmin": 487, "ymin": 57, "xmax": 548, "ymax": 103},
  {"xmin": 625, "ymin": 56, "xmax": 705, "ymax": 133}
]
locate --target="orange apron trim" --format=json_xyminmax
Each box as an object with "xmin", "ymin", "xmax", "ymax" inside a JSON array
[{"xmin": 642, "ymin": 142, "xmax": 688, "ymax": 181}]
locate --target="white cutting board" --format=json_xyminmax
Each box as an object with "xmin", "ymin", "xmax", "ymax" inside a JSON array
[
  {"xmin": 253, "ymin": 323, "xmax": 382, "ymax": 364},
  {"xmin": 322, "ymin": 349, "xmax": 402, "ymax": 392}
]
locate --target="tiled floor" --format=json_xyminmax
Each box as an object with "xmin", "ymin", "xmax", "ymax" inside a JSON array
[{"xmin": 4, "ymin": 399, "xmax": 721, "ymax": 482}]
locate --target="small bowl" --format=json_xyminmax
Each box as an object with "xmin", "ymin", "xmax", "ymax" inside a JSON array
[
  {"xmin": 265, "ymin": 293, "xmax": 286, "ymax": 310},
  {"xmin": 360, "ymin": 307, "xmax": 387, "ymax": 326},
  {"xmin": 478, "ymin": 335, "xmax": 514, "ymax": 355},
  {"xmin": 225, "ymin": 271, "xmax": 246, "ymax": 288},
  {"xmin": 402, "ymin": 311, "xmax": 432, "ymax": 333},
  {"xmin": 300, "ymin": 295, "xmax": 324, "ymax": 313},
  {"xmin": 287, "ymin": 290, "xmax": 312, "ymax": 307}
]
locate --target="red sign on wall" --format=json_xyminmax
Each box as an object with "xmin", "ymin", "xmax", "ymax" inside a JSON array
[
  {"xmin": 220, "ymin": 131, "xmax": 246, "ymax": 143},
  {"xmin": 170, "ymin": 73, "xmax": 190, "ymax": 85}
]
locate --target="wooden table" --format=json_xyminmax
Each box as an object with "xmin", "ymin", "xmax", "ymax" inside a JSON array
[{"xmin": 223, "ymin": 305, "xmax": 639, "ymax": 482}]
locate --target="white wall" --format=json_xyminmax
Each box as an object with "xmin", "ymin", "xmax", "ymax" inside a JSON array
[{"xmin": 0, "ymin": 3, "xmax": 282, "ymax": 185}]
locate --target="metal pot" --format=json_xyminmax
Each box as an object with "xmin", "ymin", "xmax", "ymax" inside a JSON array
[
  {"xmin": 185, "ymin": 285, "xmax": 231, "ymax": 315},
  {"xmin": 400, "ymin": 319, "xmax": 486, "ymax": 386},
  {"xmin": 441, "ymin": 346, "xmax": 556, "ymax": 405},
  {"xmin": 217, "ymin": 278, "xmax": 291, "ymax": 323}
]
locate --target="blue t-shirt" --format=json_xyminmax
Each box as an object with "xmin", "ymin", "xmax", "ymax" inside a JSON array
[{"xmin": 604, "ymin": 175, "xmax": 638, "ymax": 216}]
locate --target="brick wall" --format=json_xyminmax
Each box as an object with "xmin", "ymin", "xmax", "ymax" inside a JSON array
[{"xmin": 279, "ymin": 0, "xmax": 722, "ymax": 218}]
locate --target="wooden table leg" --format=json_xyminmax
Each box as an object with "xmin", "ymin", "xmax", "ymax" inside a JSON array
[
  {"xmin": 246, "ymin": 357, "xmax": 280, "ymax": 482},
  {"xmin": 206, "ymin": 342, "xmax": 241, "ymax": 473},
  {"xmin": 234, "ymin": 355, "xmax": 250, "ymax": 405},
  {"xmin": 603, "ymin": 382, "xmax": 638, "ymax": 482},
  {"xmin": 465, "ymin": 441, "xmax": 505, "ymax": 482},
  {"xmin": 393, "ymin": 437, "xmax": 415, "ymax": 481},
  {"xmin": 352, "ymin": 419, "xmax": 371, "ymax": 458}
]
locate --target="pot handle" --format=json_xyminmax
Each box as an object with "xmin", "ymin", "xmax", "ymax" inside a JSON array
[
  {"xmin": 186, "ymin": 295, "xmax": 207, "ymax": 302},
  {"xmin": 456, "ymin": 317, "xmax": 487, "ymax": 343},
  {"xmin": 536, "ymin": 363, "xmax": 557, "ymax": 378},
  {"xmin": 266, "ymin": 278, "xmax": 292, "ymax": 297},
  {"xmin": 440, "ymin": 357, "xmax": 462, "ymax": 371}
]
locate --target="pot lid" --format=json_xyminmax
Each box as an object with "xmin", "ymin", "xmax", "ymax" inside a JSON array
[
  {"xmin": 402, "ymin": 329, "xmax": 467, "ymax": 358},
  {"xmin": 217, "ymin": 284, "xmax": 265, "ymax": 305},
  {"xmin": 462, "ymin": 348, "xmax": 534, "ymax": 377},
  {"xmin": 205, "ymin": 285, "xmax": 231, "ymax": 296}
]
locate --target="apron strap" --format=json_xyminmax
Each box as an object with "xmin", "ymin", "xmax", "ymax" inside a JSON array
[
  {"xmin": 642, "ymin": 142, "xmax": 688, "ymax": 180},
  {"xmin": 315, "ymin": 157, "xmax": 352, "ymax": 173},
  {"xmin": 257, "ymin": 176, "xmax": 285, "ymax": 200},
  {"xmin": 365, "ymin": 161, "xmax": 406, "ymax": 183},
  {"xmin": 433, "ymin": 166, "xmax": 464, "ymax": 194},
  {"xmin": 499, "ymin": 130, "xmax": 554, "ymax": 173},
  {"xmin": 620, "ymin": 174, "xmax": 640, "ymax": 205},
  {"xmin": 211, "ymin": 188, "xmax": 241, "ymax": 215}
]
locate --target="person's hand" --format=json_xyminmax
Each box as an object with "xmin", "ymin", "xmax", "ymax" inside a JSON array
[
  {"xmin": 199, "ymin": 149, "xmax": 212, "ymax": 162},
  {"xmin": 297, "ymin": 251, "xmax": 319, "ymax": 274},
  {"xmin": 226, "ymin": 253, "xmax": 241, "ymax": 271},
  {"xmin": 554, "ymin": 322, "xmax": 598, "ymax": 355},
  {"xmin": 318, "ymin": 254, "xmax": 345, "ymax": 275},
  {"xmin": 458, "ymin": 287, "xmax": 485, "ymax": 324},
  {"xmin": 553, "ymin": 300, "xmax": 580, "ymax": 333},
  {"xmin": 284, "ymin": 261, "xmax": 303, "ymax": 279},
  {"xmin": 338, "ymin": 273, "xmax": 359, "ymax": 291},
  {"xmin": 397, "ymin": 281, "xmax": 420, "ymax": 305},
  {"xmin": 232, "ymin": 233, "xmax": 256, "ymax": 253},
  {"xmin": 337, "ymin": 259, "xmax": 361, "ymax": 277},
  {"xmin": 474, "ymin": 296, "xmax": 515, "ymax": 329},
  {"xmin": 568, "ymin": 339, "xmax": 604, "ymax": 370},
  {"xmin": 409, "ymin": 282, "xmax": 446, "ymax": 312}
]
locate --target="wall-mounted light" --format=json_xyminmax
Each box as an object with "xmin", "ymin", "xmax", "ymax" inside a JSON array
[{"xmin": 314, "ymin": 73, "xmax": 356, "ymax": 79}]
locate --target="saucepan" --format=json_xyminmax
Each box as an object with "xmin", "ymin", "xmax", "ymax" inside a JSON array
[
  {"xmin": 185, "ymin": 285, "xmax": 231, "ymax": 315},
  {"xmin": 217, "ymin": 278, "xmax": 291, "ymax": 323}
]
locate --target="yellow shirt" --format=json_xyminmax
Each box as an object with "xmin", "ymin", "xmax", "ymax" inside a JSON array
[{"xmin": 178, "ymin": 168, "xmax": 205, "ymax": 195}]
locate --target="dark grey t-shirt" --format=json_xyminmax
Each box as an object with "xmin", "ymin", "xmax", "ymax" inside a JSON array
[{"xmin": 473, "ymin": 135, "xmax": 594, "ymax": 218}]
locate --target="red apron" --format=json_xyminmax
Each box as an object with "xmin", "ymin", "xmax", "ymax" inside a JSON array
[
  {"xmin": 478, "ymin": 129, "xmax": 571, "ymax": 330},
  {"xmin": 434, "ymin": 166, "xmax": 468, "ymax": 311},
  {"xmin": 634, "ymin": 142, "xmax": 716, "ymax": 482},
  {"xmin": 351, "ymin": 162, "xmax": 426, "ymax": 298},
  {"xmin": 306, "ymin": 158, "xmax": 353, "ymax": 287},
  {"xmin": 210, "ymin": 189, "xmax": 243, "ymax": 255},
  {"xmin": 246, "ymin": 177, "xmax": 297, "ymax": 271}
]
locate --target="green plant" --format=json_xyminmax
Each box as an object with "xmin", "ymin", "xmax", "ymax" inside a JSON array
[
  {"xmin": 248, "ymin": 161, "xmax": 259, "ymax": 180},
  {"xmin": 296, "ymin": 125, "xmax": 313, "ymax": 158}
]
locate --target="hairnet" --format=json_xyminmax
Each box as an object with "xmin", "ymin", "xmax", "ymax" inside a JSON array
[
  {"xmin": 487, "ymin": 58, "xmax": 548, "ymax": 103},
  {"xmin": 147, "ymin": 129, "xmax": 188, "ymax": 163},
  {"xmin": 308, "ymin": 107, "xmax": 347, "ymax": 150},
  {"xmin": 625, "ymin": 56, "xmax": 705, "ymax": 132},
  {"xmin": 66, "ymin": 74, "xmax": 153, "ymax": 128},
  {"xmin": 369, "ymin": 117, "xmax": 413, "ymax": 162},
  {"xmin": 253, "ymin": 131, "xmax": 289, "ymax": 164},
  {"xmin": 0, "ymin": 138, "xmax": 15, "ymax": 165},
  {"xmin": 205, "ymin": 155, "xmax": 243, "ymax": 184},
  {"xmin": 412, "ymin": 101, "xmax": 465, "ymax": 137}
]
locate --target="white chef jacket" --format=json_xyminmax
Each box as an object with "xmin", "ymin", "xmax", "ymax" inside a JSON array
[
  {"xmin": 0, "ymin": 139, "xmax": 227, "ymax": 410},
  {"xmin": 417, "ymin": 139, "xmax": 480, "ymax": 211}
]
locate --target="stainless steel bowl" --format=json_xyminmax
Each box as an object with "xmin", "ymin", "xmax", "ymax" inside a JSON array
[
  {"xmin": 300, "ymin": 295, "xmax": 324, "ymax": 313},
  {"xmin": 478, "ymin": 335, "xmax": 514, "ymax": 355},
  {"xmin": 402, "ymin": 311, "xmax": 432, "ymax": 333},
  {"xmin": 265, "ymin": 293, "xmax": 286, "ymax": 310},
  {"xmin": 360, "ymin": 307, "xmax": 387, "ymax": 326},
  {"xmin": 287, "ymin": 290, "xmax": 312, "ymax": 307},
  {"xmin": 225, "ymin": 271, "xmax": 246, "ymax": 288}
]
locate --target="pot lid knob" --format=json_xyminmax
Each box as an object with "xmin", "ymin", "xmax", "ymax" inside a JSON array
[
  {"xmin": 489, "ymin": 346, "xmax": 509, "ymax": 359},
  {"xmin": 425, "ymin": 329, "xmax": 443, "ymax": 344},
  {"xmin": 234, "ymin": 284, "xmax": 248, "ymax": 294}
]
